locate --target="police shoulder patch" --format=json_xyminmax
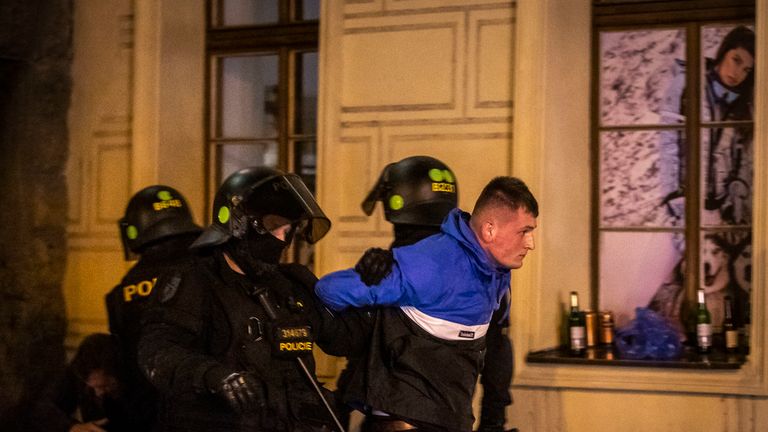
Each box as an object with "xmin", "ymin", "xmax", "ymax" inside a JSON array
[{"xmin": 158, "ymin": 273, "xmax": 182, "ymax": 304}]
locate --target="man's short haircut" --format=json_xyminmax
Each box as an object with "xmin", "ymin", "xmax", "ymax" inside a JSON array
[{"xmin": 473, "ymin": 176, "xmax": 539, "ymax": 217}]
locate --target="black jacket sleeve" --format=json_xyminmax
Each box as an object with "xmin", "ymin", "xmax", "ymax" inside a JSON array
[
  {"xmin": 137, "ymin": 270, "xmax": 223, "ymax": 396},
  {"xmin": 279, "ymin": 263, "xmax": 373, "ymax": 357}
]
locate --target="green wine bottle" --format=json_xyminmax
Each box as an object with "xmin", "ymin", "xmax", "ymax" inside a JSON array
[
  {"xmin": 568, "ymin": 291, "xmax": 586, "ymax": 355},
  {"xmin": 696, "ymin": 289, "xmax": 712, "ymax": 354}
]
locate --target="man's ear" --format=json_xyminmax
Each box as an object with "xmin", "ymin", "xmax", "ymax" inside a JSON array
[{"xmin": 479, "ymin": 220, "xmax": 495, "ymax": 244}]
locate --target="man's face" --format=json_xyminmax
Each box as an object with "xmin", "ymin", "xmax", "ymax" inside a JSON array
[
  {"xmin": 702, "ymin": 237, "xmax": 729, "ymax": 291},
  {"xmin": 485, "ymin": 207, "xmax": 537, "ymax": 269},
  {"xmin": 717, "ymin": 47, "xmax": 754, "ymax": 88},
  {"xmin": 262, "ymin": 214, "xmax": 295, "ymax": 242},
  {"xmin": 85, "ymin": 369, "xmax": 120, "ymax": 399}
]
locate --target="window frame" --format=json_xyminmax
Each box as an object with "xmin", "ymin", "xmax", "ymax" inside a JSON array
[
  {"xmin": 204, "ymin": 0, "xmax": 320, "ymax": 263},
  {"xmin": 591, "ymin": 0, "xmax": 755, "ymax": 346}
]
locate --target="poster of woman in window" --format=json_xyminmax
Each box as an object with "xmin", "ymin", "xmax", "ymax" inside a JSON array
[
  {"xmin": 701, "ymin": 25, "xmax": 755, "ymax": 227},
  {"xmin": 597, "ymin": 23, "xmax": 754, "ymax": 333}
]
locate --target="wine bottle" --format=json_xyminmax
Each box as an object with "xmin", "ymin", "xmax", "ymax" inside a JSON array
[
  {"xmin": 568, "ymin": 291, "xmax": 586, "ymax": 355},
  {"xmin": 723, "ymin": 295, "xmax": 738, "ymax": 353},
  {"xmin": 696, "ymin": 289, "xmax": 712, "ymax": 354}
]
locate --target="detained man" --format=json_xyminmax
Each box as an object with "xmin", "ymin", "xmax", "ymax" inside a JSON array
[{"xmin": 315, "ymin": 176, "xmax": 538, "ymax": 432}]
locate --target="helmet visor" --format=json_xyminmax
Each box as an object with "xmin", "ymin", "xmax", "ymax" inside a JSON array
[
  {"xmin": 243, "ymin": 174, "xmax": 331, "ymax": 244},
  {"xmin": 361, "ymin": 163, "xmax": 393, "ymax": 216},
  {"xmin": 118, "ymin": 218, "xmax": 138, "ymax": 261}
]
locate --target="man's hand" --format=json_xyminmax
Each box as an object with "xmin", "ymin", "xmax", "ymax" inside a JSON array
[
  {"xmin": 354, "ymin": 247, "xmax": 394, "ymax": 286},
  {"xmin": 206, "ymin": 369, "xmax": 266, "ymax": 414},
  {"xmin": 70, "ymin": 418, "xmax": 108, "ymax": 432}
]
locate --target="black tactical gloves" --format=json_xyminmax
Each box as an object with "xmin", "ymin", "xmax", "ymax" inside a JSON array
[
  {"xmin": 354, "ymin": 247, "xmax": 395, "ymax": 286},
  {"xmin": 205, "ymin": 369, "xmax": 266, "ymax": 414}
]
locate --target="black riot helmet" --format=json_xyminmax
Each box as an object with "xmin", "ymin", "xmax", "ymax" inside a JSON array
[
  {"xmin": 119, "ymin": 185, "xmax": 202, "ymax": 260},
  {"xmin": 361, "ymin": 156, "xmax": 458, "ymax": 226},
  {"xmin": 191, "ymin": 166, "xmax": 331, "ymax": 249}
]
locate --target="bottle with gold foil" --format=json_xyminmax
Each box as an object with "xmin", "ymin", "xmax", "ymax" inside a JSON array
[
  {"xmin": 696, "ymin": 289, "xmax": 712, "ymax": 354},
  {"xmin": 568, "ymin": 291, "xmax": 586, "ymax": 355},
  {"xmin": 723, "ymin": 295, "xmax": 738, "ymax": 353}
]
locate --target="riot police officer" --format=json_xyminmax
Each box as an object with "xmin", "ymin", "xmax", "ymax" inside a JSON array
[
  {"xmin": 138, "ymin": 167, "xmax": 353, "ymax": 432},
  {"xmin": 106, "ymin": 185, "xmax": 202, "ymax": 431},
  {"xmin": 349, "ymin": 156, "xmax": 516, "ymax": 432}
]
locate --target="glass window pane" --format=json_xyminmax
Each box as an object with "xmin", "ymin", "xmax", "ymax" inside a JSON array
[
  {"xmin": 295, "ymin": 52, "xmax": 318, "ymax": 135},
  {"xmin": 219, "ymin": 55, "xmax": 279, "ymax": 139},
  {"xmin": 600, "ymin": 231, "xmax": 685, "ymax": 331},
  {"xmin": 299, "ymin": 0, "xmax": 320, "ymax": 21},
  {"xmin": 220, "ymin": 0, "xmax": 278, "ymax": 26},
  {"xmin": 218, "ymin": 142, "xmax": 278, "ymax": 183},
  {"xmin": 700, "ymin": 126, "xmax": 753, "ymax": 226},
  {"xmin": 599, "ymin": 29, "xmax": 686, "ymax": 127},
  {"xmin": 699, "ymin": 230, "xmax": 751, "ymax": 332},
  {"xmin": 700, "ymin": 24, "xmax": 755, "ymax": 123},
  {"xmin": 600, "ymin": 130, "xmax": 685, "ymax": 228},
  {"xmin": 293, "ymin": 140, "xmax": 317, "ymax": 192}
]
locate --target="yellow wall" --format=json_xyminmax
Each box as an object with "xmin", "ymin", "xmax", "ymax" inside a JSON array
[
  {"xmin": 64, "ymin": 0, "xmax": 768, "ymax": 430},
  {"xmin": 65, "ymin": 0, "xmax": 205, "ymax": 349},
  {"xmin": 65, "ymin": 0, "xmax": 135, "ymax": 347}
]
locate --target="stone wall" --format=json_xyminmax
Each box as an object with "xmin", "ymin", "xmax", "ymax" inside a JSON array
[{"xmin": 0, "ymin": 0, "xmax": 72, "ymax": 429}]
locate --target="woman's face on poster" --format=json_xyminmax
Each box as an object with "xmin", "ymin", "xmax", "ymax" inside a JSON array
[{"xmin": 716, "ymin": 47, "xmax": 754, "ymax": 88}]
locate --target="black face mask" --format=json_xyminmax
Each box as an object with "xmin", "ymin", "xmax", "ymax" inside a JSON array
[{"xmin": 224, "ymin": 228, "xmax": 288, "ymax": 278}]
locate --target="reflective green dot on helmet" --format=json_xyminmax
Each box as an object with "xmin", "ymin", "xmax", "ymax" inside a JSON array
[
  {"xmin": 428, "ymin": 168, "xmax": 444, "ymax": 182},
  {"xmin": 126, "ymin": 225, "xmax": 138, "ymax": 240},
  {"xmin": 217, "ymin": 206, "xmax": 230, "ymax": 224},
  {"xmin": 389, "ymin": 194, "xmax": 404, "ymax": 211}
]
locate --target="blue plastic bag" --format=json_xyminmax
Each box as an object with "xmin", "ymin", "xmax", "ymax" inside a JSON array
[{"xmin": 615, "ymin": 307, "xmax": 683, "ymax": 360}]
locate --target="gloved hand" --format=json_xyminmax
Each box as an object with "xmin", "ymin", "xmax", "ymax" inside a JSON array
[
  {"xmin": 205, "ymin": 368, "xmax": 266, "ymax": 414},
  {"xmin": 354, "ymin": 247, "xmax": 394, "ymax": 286}
]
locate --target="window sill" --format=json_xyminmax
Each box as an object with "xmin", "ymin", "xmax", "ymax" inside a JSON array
[{"xmin": 526, "ymin": 345, "xmax": 746, "ymax": 370}]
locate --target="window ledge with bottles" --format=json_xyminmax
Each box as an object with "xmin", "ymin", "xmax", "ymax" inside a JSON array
[
  {"xmin": 526, "ymin": 290, "xmax": 748, "ymax": 370},
  {"xmin": 526, "ymin": 345, "xmax": 747, "ymax": 370}
]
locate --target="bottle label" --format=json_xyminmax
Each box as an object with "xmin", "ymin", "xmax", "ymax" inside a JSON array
[
  {"xmin": 570, "ymin": 326, "xmax": 585, "ymax": 349},
  {"xmin": 725, "ymin": 330, "xmax": 738, "ymax": 349},
  {"xmin": 697, "ymin": 323, "xmax": 712, "ymax": 348}
]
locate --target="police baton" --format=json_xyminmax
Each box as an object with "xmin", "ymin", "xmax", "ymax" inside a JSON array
[{"xmin": 252, "ymin": 286, "xmax": 347, "ymax": 432}]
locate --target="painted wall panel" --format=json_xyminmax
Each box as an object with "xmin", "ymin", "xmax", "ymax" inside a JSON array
[
  {"xmin": 471, "ymin": 14, "xmax": 514, "ymax": 110},
  {"xmin": 342, "ymin": 25, "xmax": 457, "ymax": 109}
]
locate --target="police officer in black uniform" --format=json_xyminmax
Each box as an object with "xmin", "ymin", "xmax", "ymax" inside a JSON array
[
  {"xmin": 350, "ymin": 156, "xmax": 516, "ymax": 432},
  {"xmin": 106, "ymin": 185, "xmax": 202, "ymax": 431},
  {"xmin": 138, "ymin": 167, "xmax": 359, "ymax": 432}
]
